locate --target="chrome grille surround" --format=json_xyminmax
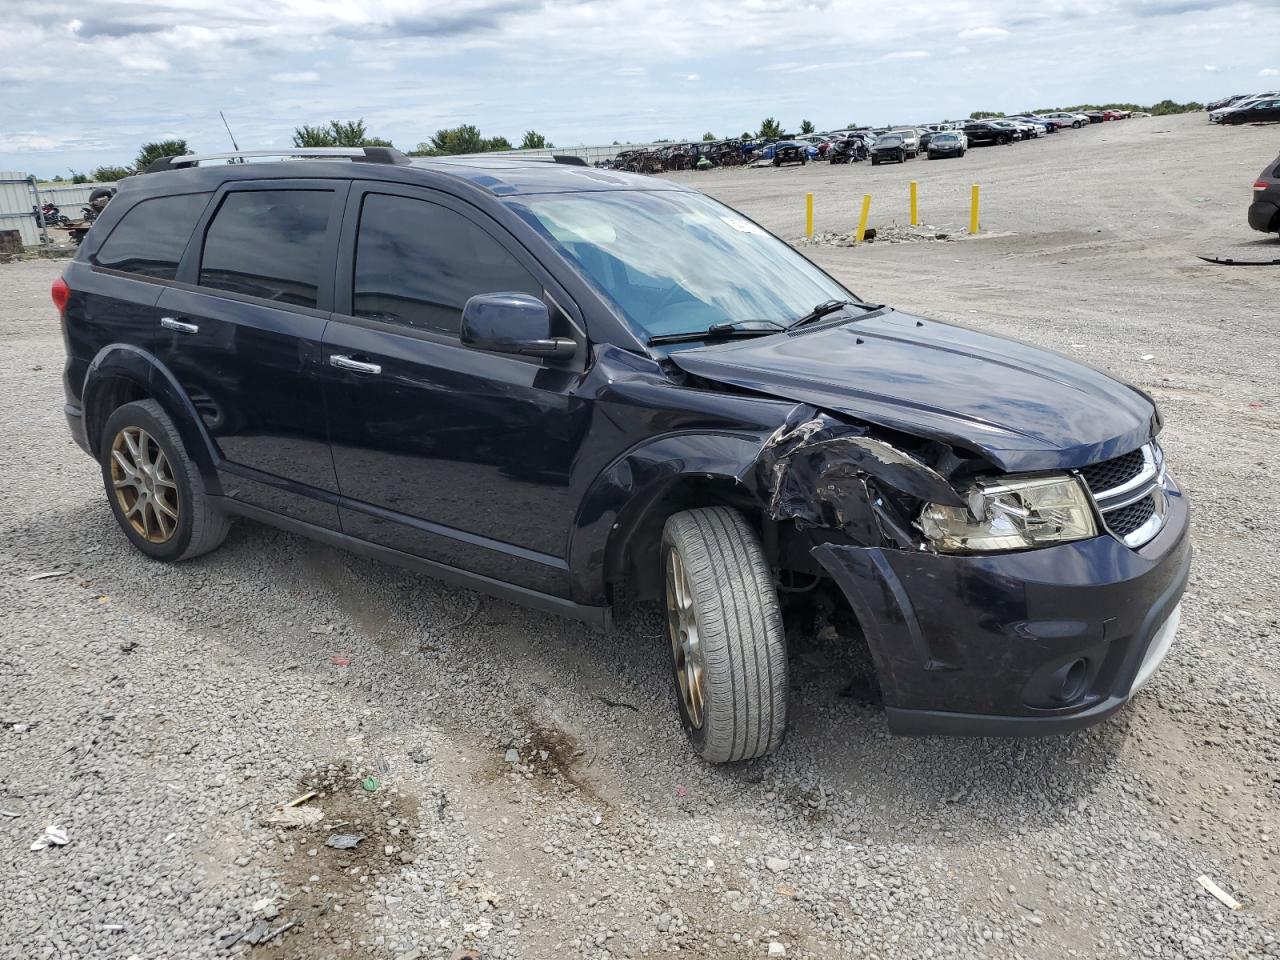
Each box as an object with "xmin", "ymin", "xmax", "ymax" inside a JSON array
[{"xmin": 1076, "ymin": 442, "xmax": 1170, "ymax": 549}]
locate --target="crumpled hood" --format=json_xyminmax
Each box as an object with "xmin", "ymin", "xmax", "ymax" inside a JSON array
[{"xmin": 669, "ymin": 310, "xmax": 1159, "ymax": 472}]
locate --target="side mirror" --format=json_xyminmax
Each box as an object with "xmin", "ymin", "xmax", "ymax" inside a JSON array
[{"xmin": 460, "ymin": 292, "xmax": 576, "ymax": 360}]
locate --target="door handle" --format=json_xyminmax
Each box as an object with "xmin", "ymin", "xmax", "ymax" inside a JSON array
[
  {"xmin": 160, "ymin": 316, "xmax": 199, "ymax": 334},
  {"xmin": 329, "ymin": 354, "xmax": 382, "ymax": 375}
]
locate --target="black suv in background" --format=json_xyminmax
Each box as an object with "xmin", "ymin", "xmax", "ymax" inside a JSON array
[
  {"xmin": 1250, "ymin": 155, "xmax": 1279, "ymax": 234},
  {"xmin": 57, "ymin": 148, "xmax": 1190, "ymax": 763},
  {"xmin": 962, "ymin": 121, "xmax": 1014, "ymax": 146}
]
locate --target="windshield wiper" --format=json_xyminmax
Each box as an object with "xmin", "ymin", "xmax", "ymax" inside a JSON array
[
  {"xmin": 787, "ymin": 299, "xmax": 885, "ymax": 330},
  {"xmin": 648, "ymin": 319, "xmax": 785, "ymax": 346}
]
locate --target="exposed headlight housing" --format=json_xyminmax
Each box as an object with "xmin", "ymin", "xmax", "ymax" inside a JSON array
[{"xmin": 918, "ymin": 473, "xmax": 1097, "ymax": 553}]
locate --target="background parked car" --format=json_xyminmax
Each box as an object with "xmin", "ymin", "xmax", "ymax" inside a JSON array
[
  {"xmin": 988, "ymin": 120, "xmax": 1026, "ymax": 141},
  {"xmin": 926, "ymin": 131, "xmax": 966, "ymax": 159},
  {"xmin": 871, "ymin": 133, "xmax": 909, "ymax": 165},
  {"xmin": 963, "ymin": 121, "xmax": 1013, "ymax": 145},
  {"xmin": 771, "ymin": 140, "xmax": 809, "ymax": 166},
  {"xmin": 1043, "ymin": 111, "xmax": 1089, "ymax": 128},
  {"xmin": 892, "ymin": 128, "xmax": 921, "ymax": 158},
  {"xmin": 1250, "ymin": 155, "xmax": 1280, "ymax": 235},
  {"xmin": 1214, "ymin": 95, "xmax": 1280, "ymax": 124}
]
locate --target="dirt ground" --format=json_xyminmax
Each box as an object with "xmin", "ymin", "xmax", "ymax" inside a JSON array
[{"xmin": 1, "ymin": 111, "xmax": 1277, "ymax": 960}]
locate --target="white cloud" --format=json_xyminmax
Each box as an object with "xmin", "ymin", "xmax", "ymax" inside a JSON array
[
  {"xmin": 1203, "ymin": 64, "xmax": 1220, "ymax": 72},
  {"xmin": 950, "ymin": 45, "xmax": 971, "ymax": 55},
  {"xmin": 957, "ymin": 26, "xmax": 1010, "ymax": 41},
  {"xmin": 1260, "ymin": 67, "xmax": 1279, "ymax": 77},
  {"xmin": 882, "ymin": 50, "xmax": 929, "ymax": 60},
  {"xmin": 118, "ymin": 52, "xmax": 169, "ymax": 71},
  {"xmin": 615, "ymin": 66, "xmax": 646, "ymax": 76},
  {"xmin": 270, "ymin": 71, "xmax": 319, "ymax": 83},
  {"xmin": 680, "ymin": 73, "xmax": 701, "ymax": 81}
]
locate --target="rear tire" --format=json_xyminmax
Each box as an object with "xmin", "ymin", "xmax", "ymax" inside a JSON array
[
  {"xmin": 662, "ymin": 507, "xmax": 787, "ymax": 763},
  {"xmin": 100, "ymin": 400, "xmax": 229, "ymax": 562}
]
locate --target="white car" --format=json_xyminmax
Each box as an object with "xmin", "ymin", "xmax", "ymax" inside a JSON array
[{"xmin": 1042, "ymin": 112, "xmax": 1090, "ymax": 129}]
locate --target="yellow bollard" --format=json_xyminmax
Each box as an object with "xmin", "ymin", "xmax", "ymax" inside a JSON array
[
  {"xmin": 909, "ymin": 181, "xmax": 918, "ymax": 226},
  {"xmin": 856, "ymin": 194, "xmax": 872, "ymax": 243},
  {"xmin": 805, "ymin": 192, "xmax": 814, "ymax": 238},
  {"xmin": 969, "ymin": 184, "xmax": 981, "ymax": 234}
]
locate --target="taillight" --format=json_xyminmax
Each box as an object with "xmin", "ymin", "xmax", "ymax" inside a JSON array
[
  {"xmin": 1255, "ymin": 181, "xmax": 1270, "ymax": 191},
  {"xmin": 51, "ymin": 276, "xmax": 70, "ymax": 314}
]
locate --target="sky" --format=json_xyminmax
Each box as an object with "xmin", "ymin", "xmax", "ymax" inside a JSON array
[{"xmin": 2, "ymin": 0, "xmax": 1277, "ymax": 177}]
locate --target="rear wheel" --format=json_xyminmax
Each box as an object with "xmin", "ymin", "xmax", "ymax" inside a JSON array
[
  {"xmin": 100, "ymin": 400, "xmax": 229, "ymax": 562},
  {"xmin": 662, "ymin": 507, "xmax": 787, "ymax": 763}
]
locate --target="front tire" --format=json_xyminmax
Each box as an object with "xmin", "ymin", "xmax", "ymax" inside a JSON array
[
  {"xmin": 662, "ymin": 507, "xmax": 787, "ymax": 763},
  {"xmin": 100, "ymin": 400, "xmax": 229, "ymax": 562}
]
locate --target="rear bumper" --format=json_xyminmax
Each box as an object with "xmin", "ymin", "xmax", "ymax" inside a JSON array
[
  {"xmin": 1248, "ymin": 198, "xmax": 1277, "ymax": 232},
  {"xmin": 65, "ymin": 402, "xmax": 90, "ymax": 456},
  {"xmin": 813, "ymin": 480, "xmax": 1191, "ymax": 737}
]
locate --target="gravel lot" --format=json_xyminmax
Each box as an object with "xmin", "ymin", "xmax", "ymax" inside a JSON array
[{"xmin": 2, "ymin": 111, "xmax": 1277, "ymax": 960}]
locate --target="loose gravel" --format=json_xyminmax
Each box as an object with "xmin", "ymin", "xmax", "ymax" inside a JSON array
[{"xmin": 1, "ymin": 111, "xmax": 1277, "ymax": 960}]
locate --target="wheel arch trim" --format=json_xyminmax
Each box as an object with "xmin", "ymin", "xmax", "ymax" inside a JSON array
[
  {"xmin": 567, "ymin": 432, "xmax": 768, "ymax": 606},
  {"xmin": 83, "ymin": 344, "xmax": 224, "ymax": 495}
]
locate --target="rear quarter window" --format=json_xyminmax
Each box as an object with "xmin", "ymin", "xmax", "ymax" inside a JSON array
[{"xmin": 93, "ymin": 192, "xmax": 212, "ymax": 280}]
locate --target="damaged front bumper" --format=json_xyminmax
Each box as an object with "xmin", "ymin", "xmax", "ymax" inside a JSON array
[{"xmin": 812, "ymin": 481, "xmax": 1191, "ymax": 736}]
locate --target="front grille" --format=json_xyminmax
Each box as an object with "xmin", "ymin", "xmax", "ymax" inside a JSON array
[
  {"xmin": 1076, "ymin": 442, "xmax": 1167, "ymax": 548},
  {"xmin": 1079, "ymin": 448, "xmax": 1144, "ymax": 496},
  {"xmin": 1103, "ymin": 495, "xmax": 1155, "ymax": 537}
]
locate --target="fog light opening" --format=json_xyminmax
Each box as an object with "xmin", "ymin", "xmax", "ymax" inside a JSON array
[{"xmin": 1056, "ymin": 658, "xmax": 1089, "ymax": 703}]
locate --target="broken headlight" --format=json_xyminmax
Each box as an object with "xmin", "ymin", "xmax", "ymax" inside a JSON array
[{"xmin": 918, "ymin": 474, "xmax": 1097, "ymax": 552}]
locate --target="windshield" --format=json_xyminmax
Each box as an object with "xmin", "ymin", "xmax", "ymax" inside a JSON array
[
  {"xmin": 878, "ymin": 135, "xmax": 903, "ymax": 145},
  {"xmin": 934, "ymin": 134, "xmax": 959, "ymax": 142},
  {"xmin": 507, "ymin": 190, "xmax": 851, "ymax": 339}
]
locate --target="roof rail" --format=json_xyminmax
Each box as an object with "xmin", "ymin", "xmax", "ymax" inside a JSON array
[{"xmin": 144, "ymin": 146, "xmax": 411, "ymax": 173}]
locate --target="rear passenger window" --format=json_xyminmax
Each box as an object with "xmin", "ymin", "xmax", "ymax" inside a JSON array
[
  {"xmin": 353, "ymin": 193, "xmax": 541, "ymax": 335},
  {"xmin": 94, "ymin": 193, "xmax": 211, "ymax": 280},
  {"xmin": 199, "ymin": 190, "xmax": 332, "ymax": 308}
]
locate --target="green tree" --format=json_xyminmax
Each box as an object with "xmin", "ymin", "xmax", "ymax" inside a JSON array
[
  {"xmin": 91, "ymin": 165, "xmax": 136, "ymax": 182},
  {"xmin": 411, "ymin": 125, "xmax": 513, "ymax": 156},
  {"xmin": 71, "ymin": 171, "xmax": 90, "ymax": 184},
  {"xmin": 846, "ymin": 121, "xmax": 858, "ymax": 129},
  {"xmin": 757, "ymin": 117, "xmax": 783, "ymax": 140},
  {"xmin": 519, "ymin": 130, "xmax": 553, "ymax": 149},
  {"xmin": 292, "ymin": 120, "xmax": 393, "ymax": 148},
  {"xmin": 969, "ymin": 110, "xmax": 1004, "ymax": 120},
  {"xmin": 134, "ymin": 139, "xmax": 191, "ymax": 171},
  {"xmin": 702, "ymin": 131, "xmax": 717, "ymax": 141},
  {"xmin": 799, "ymin": 119, "xmax": 815, "ymax": 135}
]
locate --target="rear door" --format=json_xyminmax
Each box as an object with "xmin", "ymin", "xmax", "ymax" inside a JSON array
[
  {"xmin": 156, "ymin": 180, "xmax": 347, "ymax": 527},
  {"xmin": 320, "ymin": 184, "xmax": 592, "ymax": 597}
]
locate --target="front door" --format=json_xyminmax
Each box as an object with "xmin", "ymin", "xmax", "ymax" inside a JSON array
[
  {"xmin": 158, "ymin": 180, "xmax": 347, "ymax": 527},
  {"xmin": 321, "ymin": 185, "xmax": 592, "ymax": 597}
]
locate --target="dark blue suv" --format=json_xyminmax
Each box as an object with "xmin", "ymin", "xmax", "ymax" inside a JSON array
[{"xmin": 56, "ymin": 147, "xmax": 1190, "ymax": 762}]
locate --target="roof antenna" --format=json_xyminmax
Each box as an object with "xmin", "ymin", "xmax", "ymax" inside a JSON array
[{"xmin": 219, "ymin": 110, "xmax": 241, "ymax": 151}]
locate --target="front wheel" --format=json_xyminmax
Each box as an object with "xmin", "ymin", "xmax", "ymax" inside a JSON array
[{"xmin": 662, "ymin": 507, "xmax": 787, "ymax": 763}]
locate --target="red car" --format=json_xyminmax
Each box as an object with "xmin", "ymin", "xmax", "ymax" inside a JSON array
[{"xmin": 1102, "ymin": 109, "xmax": 1129, "ymax": 121}]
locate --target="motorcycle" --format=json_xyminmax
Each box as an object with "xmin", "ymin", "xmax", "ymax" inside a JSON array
[{"xmin": 34, "ymin": 202, "xmax": 71, "ymax": 228}]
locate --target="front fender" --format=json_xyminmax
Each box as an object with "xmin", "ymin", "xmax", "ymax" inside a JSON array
[
  {"xmin": 84, "ymin": 344, "xmax": 223, "ymax": 494},
  {"xmin": 567, "ymin": 432, "xmax": 768, "ymax": 605}
]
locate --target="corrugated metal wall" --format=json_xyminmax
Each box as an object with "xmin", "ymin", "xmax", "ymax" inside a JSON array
[
  {"xmin": 0, "ymin": 173, "xmax": 112, "ymax": 247},
  {"xmin": 0, "ymin": 173, "xmax": 43, "ymax": 246}
]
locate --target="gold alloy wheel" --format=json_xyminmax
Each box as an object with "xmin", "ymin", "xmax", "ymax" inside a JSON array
[
  {"xmin": 665, "ymin": 548, "xmax": 705, "ymax": 729},
  {"xmin": 110, "ymin": 426, "xmax": 180, "ymax": 543}
]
